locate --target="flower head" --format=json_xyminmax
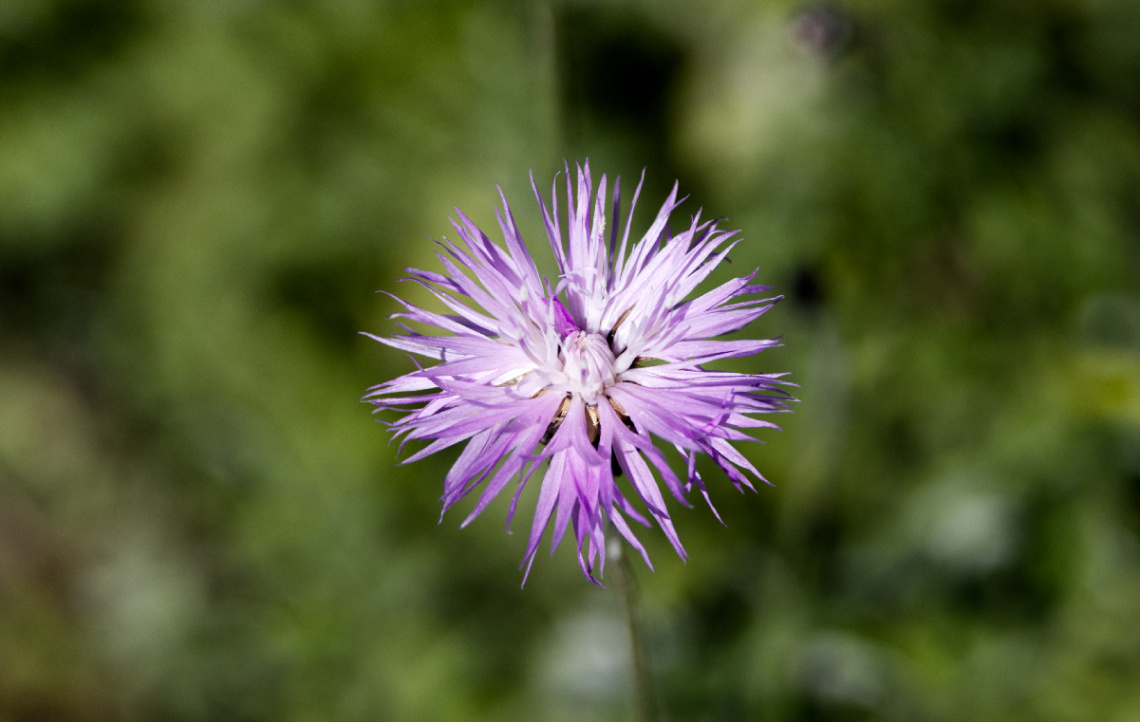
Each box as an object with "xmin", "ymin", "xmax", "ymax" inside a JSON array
[{"xmin": 364, "ymin": 162, "xmax": 792, "ymax": 584}]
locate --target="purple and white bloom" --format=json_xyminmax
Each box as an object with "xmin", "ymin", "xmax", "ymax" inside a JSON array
[{"xmin": 364, "ymin": 163, "xmax": 791, "ymax": 584}]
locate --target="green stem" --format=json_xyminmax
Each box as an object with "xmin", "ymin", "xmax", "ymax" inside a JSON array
[{"xmin": 609, "ymin": 539, "xmax": 658, "ymax": 722}]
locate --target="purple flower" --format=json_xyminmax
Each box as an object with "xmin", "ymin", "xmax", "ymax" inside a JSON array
[{"xmin": 364, "ymin": 163, "xmax": 791, "ymax": 584}]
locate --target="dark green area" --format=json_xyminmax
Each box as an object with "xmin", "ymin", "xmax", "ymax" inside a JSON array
[{"xmin": 2, "ymin": 0, "xmax": 1139, "ymax": 720}]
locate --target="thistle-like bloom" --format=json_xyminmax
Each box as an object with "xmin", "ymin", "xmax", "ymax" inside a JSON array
[{"xmin": 364, "ymin": 163, "xmax": 791, "ymax": 584}]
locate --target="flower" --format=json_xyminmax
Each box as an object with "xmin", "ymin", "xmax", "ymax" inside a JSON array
[{"xmin": 364, "ymin": 162, "xmax": 791, "ymax": 584}]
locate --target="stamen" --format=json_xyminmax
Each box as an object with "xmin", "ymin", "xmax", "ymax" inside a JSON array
[{"xmin": 559, "ymin": 330, "xmax": 617, "ymax": 404}]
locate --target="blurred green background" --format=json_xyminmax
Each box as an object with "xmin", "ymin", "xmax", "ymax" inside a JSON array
[{"xmin": 3, "ymin": 0, "xmax": 1140, "ymax": 720}]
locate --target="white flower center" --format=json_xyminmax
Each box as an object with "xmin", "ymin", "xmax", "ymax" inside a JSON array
[{"xmin": 560, "ymin": 330, "xmax": 617, "ymax": 404}]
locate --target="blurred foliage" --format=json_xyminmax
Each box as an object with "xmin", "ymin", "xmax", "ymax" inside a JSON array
[{"xmin": 2, "ymin": 0, "xmax": 1140, "ymax": 720}]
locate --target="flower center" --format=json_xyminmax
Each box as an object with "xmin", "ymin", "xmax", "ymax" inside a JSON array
[{"xmin": 560, "ymin": 330, "xmax": 617, "ymax": 404}]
